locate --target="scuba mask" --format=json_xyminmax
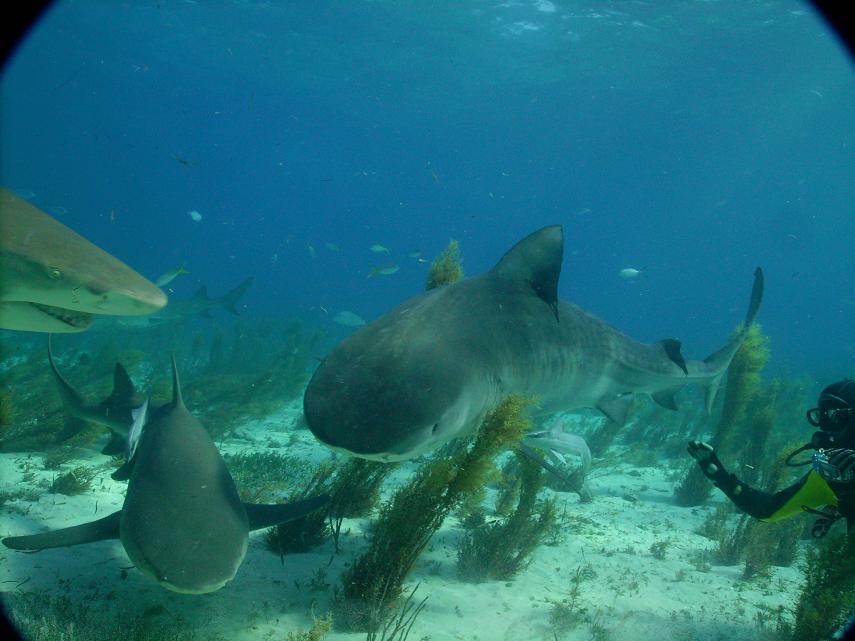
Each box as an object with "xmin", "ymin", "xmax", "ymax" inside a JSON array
[{"xmin": 786, "ymin": 382, "xmax": 855, "ymax": 466}]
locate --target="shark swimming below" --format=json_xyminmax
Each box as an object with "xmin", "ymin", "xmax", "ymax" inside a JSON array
[
  {"xmin": 0, "ymin": 187, "xmax": 167, "ymax": 332},
  {"xmin": 93, "ymin": 277, "xmax": 254, "ymax": 329},
  {"xmin": 3, "ymin": 357, "xmax": 328, "ymax": 594},
  {"xmin": 48, "ymin": 336, "xmax": 152, "ymax": 452},
  {"xmin": 304, "ymin": 225, "xmax": 763, "ymax": 462}
]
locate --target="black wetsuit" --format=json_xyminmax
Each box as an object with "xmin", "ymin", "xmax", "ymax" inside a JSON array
[{"xmin": 713, "ymin": 466, "xmax": 855, "ymax": 534}]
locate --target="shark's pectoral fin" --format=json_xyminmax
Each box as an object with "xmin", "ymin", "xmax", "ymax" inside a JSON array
[
  {"xmin": 596, "ymin": 395, "xmax": 633, "ymax": 425},
  {"xmin": 3, "ymin": 510, "xmax": 121, "ymax": 551},
  {"xmin": 101, "ymin": 433, "xmax": 127, "ymax": 456},
  {"xmin": 651, "ymin": 387, "xmax": 681, "ymax": 411},
  {"xmin": 658, "ymin": 338, "xmax": 688, "ymax": 375},
  {"xmin": 244, "ymin": 495, "xmax": 330, "ymax": 531}
]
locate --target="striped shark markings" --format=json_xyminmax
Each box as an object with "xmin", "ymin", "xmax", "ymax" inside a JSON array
[{"xmin": 304, "ymin": 225, "xmax": 763, "ymax": 462}]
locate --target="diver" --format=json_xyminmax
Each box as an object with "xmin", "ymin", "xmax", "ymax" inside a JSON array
[{"xmin": 688, "ymin": 378, "xmax": 855, "ymax": 539}]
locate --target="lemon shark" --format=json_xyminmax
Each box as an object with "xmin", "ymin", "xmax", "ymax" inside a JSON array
[
  {"xmin": 3, "ymin": 357, "xmax": 328, "ymax": 594},
  {"xmin": 0, "ymin": 187, "xmax": 166, "ymax": 332},
  {"xmin": 304, "ymin": 225, "xmax": 763, "ymax": 462}
]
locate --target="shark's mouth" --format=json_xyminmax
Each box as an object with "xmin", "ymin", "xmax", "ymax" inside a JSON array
[{"xmin": 32, "ymin": 303, "xmax": 93, "ymax": 329}]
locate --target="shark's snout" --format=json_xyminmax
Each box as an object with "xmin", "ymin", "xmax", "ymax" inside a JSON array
[{"xmin": 303, "ymin": 349, "xmax": 464, "ymax": 461}]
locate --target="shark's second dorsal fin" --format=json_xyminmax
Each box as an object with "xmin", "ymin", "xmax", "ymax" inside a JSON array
[
  {"xmin": 105, "ymin": 363, "xmax": 136, "ymax": 405},
  {"xmin": 657, "ymin": 338, "xmax": 688, "ymax": 375},
  {"xmin": 491, "ymin": 225, "xmax": 564, "ymax": 319},
  {"xmin": 192, "ymin": 286, "xmax": 210, "ymax": 301},
  {"xmin": 170, "ymin": 355, "xmax": 185, "ymax": 409}
]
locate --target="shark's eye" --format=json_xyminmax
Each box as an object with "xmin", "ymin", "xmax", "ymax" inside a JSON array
[{"xmin": 48, "ymin": 267, "xmax": 62, "ymax": 280}]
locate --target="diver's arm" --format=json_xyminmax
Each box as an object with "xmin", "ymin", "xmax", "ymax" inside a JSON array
[{"xmin": 687, "ymin": 441, "xmax": 807, "ymax": 519}]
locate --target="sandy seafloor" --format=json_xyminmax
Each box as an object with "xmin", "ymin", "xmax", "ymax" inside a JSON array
[{"xmin": 0, "ymin": 400, "xmax": 805, "ymax": 641}]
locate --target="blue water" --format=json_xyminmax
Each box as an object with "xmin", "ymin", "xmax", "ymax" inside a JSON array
[{"xmin": 2, "ymin": 0, "xmax": 853, "ymax": 380}]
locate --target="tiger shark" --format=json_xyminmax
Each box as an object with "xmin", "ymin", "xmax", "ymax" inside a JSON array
[
  {"xmin": 304, "ymin": 225, "xmax": 763, "ymax": 462},
  {"xmin": 0, "ymin": 187, "xmax": 166, "ymax": 332},
  {"xmin": 3, "ymin": 357, "xmax": 329, "ymax": 594}
]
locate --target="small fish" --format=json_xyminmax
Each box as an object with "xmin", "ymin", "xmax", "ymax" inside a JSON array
[
  {"xmin": 370, "ymin": 244, "xmax": 390, "ymax": 254},
  {"xmin": 155, "ymin": 264, "xmax": 190, "ymax": 288},
  {"xmin": 333, "ymin": 311, "xmax": 365, "ymax": 327},
  {"xmin": 325, "ymin": 242, "xmax": 341, "ymax": 252},
  {"xmin": 574, "ymin": 207, "xmax": 592, "ymax": 216},
  {"xmin": 188, "ymin": 210, "xmax": 202, "ymax": 222},
  {"xmin": 619, "ymin": 268, "xmax": 641, "ymax": 279},
  {"xmin": 127, "ymin": 398, "xmax": 149, "ymax": 460},
  {"xmin": 307, "ymin": 243, "xmax": 317, "ymax": 259},
  {"xmin": 407, "ymin": 249, "xmax": 423, "ymax": 259},
  {"xmin": 368, "ymin": 265, "xmax": 400, "ymax": 278},
  {"xmin": 172, "ymin": 154, "xmax": 196, "ymax": 166},
  {"xmin": 109, "ymin": 209, "xmax": 116, "ymax": 224}
]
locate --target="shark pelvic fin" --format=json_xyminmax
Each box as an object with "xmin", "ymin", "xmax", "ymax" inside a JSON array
[
  {"xmin": 491, "ymin": 225, "xmax": 564, "ymax": 320},
  {"xmin": 2, "ymin": 511, "xmax": 121, "ymax": 551},
  {"xmin": 596, "ymin": 395, "xmax": 633, "ymax": 425},
  {"xmin": 244, "ymin": 494, "xmax": 330, "ymax": 531}
]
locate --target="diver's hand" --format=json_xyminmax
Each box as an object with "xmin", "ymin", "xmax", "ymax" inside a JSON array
[
  {"xmin": 826, "ymin": 448, "xmax": 855, "ymax": 482},
  {"xmin": 687, "ymin": 441, "xmax": 725, "ymax": 481}
]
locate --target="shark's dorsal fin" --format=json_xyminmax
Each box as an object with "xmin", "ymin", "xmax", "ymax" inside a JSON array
[
  {"xmin": 658, "ymin": 338, "xmax": 688, "ymax": 375},
  {"xmin": 491, "ymin": 225, "xmax": 563, "ymax": 319},
  {"xmin": 106, "ymin": 363, "xmax": 136, "ymax": 405},
  {"xmin": 170, "ymin": 355, "xmax": 185, "ymax": 409},
  {"xmin": 243, "ymin": 495, "xmax": 330, "ymax": 531}
]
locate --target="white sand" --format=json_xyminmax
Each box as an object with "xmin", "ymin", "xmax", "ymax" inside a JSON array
[{"xmin": 0, "ymin": 403, "xmax": 806, "ymax": 641}]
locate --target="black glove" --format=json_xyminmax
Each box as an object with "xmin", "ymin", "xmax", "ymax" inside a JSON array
[
  {"xmin": 824, "ymin": 448, "xmax": 855, "ymax": 482},
  {"xmin": 687, "ymin": 441, "xmax": 729, "ymax": 484}
]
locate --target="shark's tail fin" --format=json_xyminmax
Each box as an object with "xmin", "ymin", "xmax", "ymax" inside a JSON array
[
  {"xmin": 220, "ymin": 277, "xmax": 254, "ymax": 315},
  {"xmin": 48, "ymin": 336, "xmax": 88, "ymax": 442},
  {"xmin": 701, "ymin": 267, "xmax": 764, "ymax": 413}
]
